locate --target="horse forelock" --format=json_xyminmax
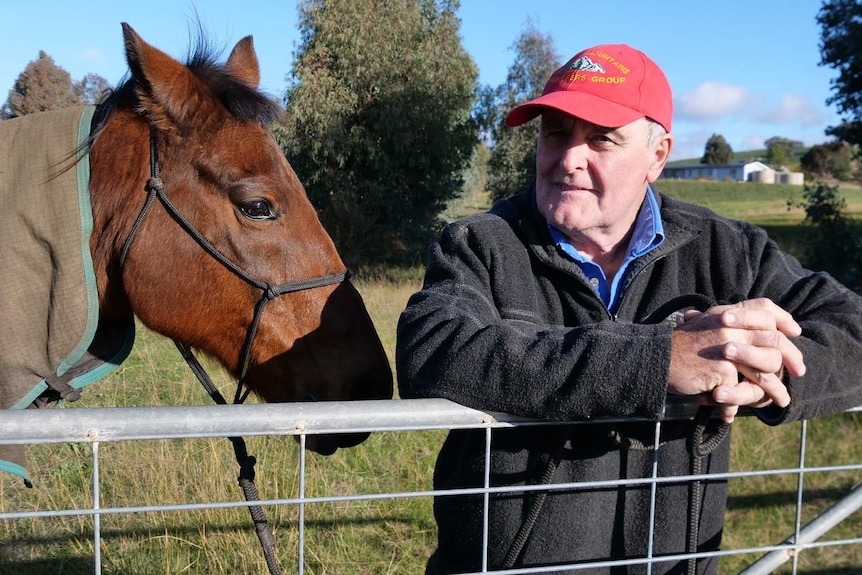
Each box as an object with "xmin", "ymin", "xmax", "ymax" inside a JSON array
[{"xmin": 186, "ymin": 49, "xmax": 284, "ymax": 124}]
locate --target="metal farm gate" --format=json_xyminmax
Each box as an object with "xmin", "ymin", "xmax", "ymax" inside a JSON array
[{"xmin": 1, "ymin": 399, "xmax": 861, "ymax": 574}]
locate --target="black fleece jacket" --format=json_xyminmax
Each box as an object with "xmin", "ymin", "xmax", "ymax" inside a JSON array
[{"xmin": 396, "ymin": 185, "xmax": 862, "ymax": 574}]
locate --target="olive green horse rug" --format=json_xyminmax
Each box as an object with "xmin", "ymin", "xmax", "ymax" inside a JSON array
[{"xmin": 0, "ymin": 106, "xmax": 134, "ymax": 486}]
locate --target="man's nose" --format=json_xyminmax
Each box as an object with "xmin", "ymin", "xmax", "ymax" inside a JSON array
[{"xmin": 559, "ymin": 138, "xmax": 589, "ymax": 172}]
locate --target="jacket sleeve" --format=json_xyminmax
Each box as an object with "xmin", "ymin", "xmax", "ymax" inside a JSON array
[
  {"xmin": 753, "ymin": 238, "xmax": 862, "ymax": 424},
  {"xmin": 396, "ymin": 218, "xmax": 671, "ymax": 422}
]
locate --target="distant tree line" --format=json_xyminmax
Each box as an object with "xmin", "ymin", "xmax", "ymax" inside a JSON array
[
  {"xmin": 698, "ymin": 133, "xmax": 854, "ymax": 183},
  {"xmin": 5, "ymin": 0, "xmax": 862, "ymax": 284}
]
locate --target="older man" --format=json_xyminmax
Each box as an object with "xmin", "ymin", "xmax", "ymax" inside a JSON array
[{"xmin": 397, "ymin": 43, "xmax": 862, "ymax": 574}]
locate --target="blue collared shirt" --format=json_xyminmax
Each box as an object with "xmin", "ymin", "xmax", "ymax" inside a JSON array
[{"xmin": 548, "ymin": 186, "xmax": 664, "ymax": 312}]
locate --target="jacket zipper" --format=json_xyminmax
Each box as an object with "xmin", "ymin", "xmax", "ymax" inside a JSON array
[{"xmin": 612, "ymin": 253, "xmax": 669, "ymax": 321}]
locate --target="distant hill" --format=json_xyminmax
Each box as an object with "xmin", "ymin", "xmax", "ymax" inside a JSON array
[{"xmin": 669, "ymin": 148, "xmax": 807, "ymax": 166}]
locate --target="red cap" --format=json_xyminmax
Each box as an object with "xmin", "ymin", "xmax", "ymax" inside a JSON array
[{"xmin": 505, "ymin": 44, "xmax": 672, "ymax": 132}]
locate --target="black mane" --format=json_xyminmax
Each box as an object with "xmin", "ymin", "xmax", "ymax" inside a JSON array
[{"xmin": 91, "ymin": 32, "xmax": 283, "ymax": 137}]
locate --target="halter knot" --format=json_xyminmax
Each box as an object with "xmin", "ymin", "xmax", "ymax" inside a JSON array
[
  {"xmin": 263, "ymin": 284, "xmax": 280, "ymax": 301},
  {"xmin": 145, "ymin": 176, "xmax": 165, "ymax": 193}
]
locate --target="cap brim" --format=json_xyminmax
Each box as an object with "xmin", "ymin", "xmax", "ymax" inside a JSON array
[{"xmin": 505, "ymin": 91, "xmax": 646, "ymax": 128}]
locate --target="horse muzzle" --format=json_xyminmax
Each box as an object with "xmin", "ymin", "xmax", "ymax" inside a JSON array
[{"xmin": 300, "ymin": 431, "xmax": 372, "ymax": 456}]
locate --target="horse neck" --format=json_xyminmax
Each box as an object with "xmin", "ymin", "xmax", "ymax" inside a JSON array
[{"xmin": 87, "ymin": 111, "xmax": 151, "ymax": 322}]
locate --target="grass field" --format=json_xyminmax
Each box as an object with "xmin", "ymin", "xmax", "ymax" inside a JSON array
[{"xmin": 2, "ymin": 180, "xmax": 862, "ymax": 574}]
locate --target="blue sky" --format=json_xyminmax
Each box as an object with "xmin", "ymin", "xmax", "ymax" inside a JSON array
[{"xmin": 1, "ymin": 1, "xmax": 839, "ymax": 161}]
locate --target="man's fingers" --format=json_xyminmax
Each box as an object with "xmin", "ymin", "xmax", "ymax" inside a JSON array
[
  {"xmin": 721, "ymin": 299, "xmax": 802, "ymax": 337},
  {"xmin": 723, "ymin": 331, "xmax": 806, "ymax": 377},
  {"xmin": 713, "ymin": 372, "xmax": 790, "ymax": 408},
  {"xmin": 717, "ymin": 404, "xmax": 739, "ymax": 424},
  {"xmin": 669, "ymin": 298, "xmax": 804, "ymax": 409}
]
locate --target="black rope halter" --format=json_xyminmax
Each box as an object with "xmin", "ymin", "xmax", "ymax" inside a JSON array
[
  {"xmin": 120, "ymin": 128, "xmax": 348, "ymax": 395},
  {"xmin": 119, "ymin": 127, "xmax": 348, "ymax": 575}
]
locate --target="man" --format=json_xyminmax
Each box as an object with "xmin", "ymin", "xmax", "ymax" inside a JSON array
[{"xmin": 396, "ymin": 43, "xmax": 862, "ymax": 574}]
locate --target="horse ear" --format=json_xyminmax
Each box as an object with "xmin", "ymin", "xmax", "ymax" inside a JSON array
[
  {"xmin": 121, "ymin": 22, "xmax": 199, "ymax": 131},
  {"xmin": 225, "ymin": 36, "xmax": 261, "ymax": 89}
]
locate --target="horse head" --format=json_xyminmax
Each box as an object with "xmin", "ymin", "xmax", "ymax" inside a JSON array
[{"xmin": 87, "ymin": 24, "xmax": 393, "ymax": 454}]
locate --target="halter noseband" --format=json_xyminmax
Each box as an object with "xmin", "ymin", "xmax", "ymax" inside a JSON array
[{"xmin": 119, "ymin": 127, "xmax": 348, "ymax": 404}]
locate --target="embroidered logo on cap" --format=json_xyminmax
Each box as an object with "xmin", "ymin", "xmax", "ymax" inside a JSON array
[
  {"xmin": 569, "ymin": 56, "xmax": 605, "ymax": 74},
  {"xmin": 551, "ymin": 50, "xmax": 629, "ymax": 87}
]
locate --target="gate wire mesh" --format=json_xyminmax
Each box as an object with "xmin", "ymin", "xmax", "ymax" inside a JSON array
[{"xmin": 1, "ymin": 398, "xmax": 861, "ymax": 574}]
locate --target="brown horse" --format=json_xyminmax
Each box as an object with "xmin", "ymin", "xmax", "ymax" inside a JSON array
[
  {"xmin": 95, "ymin": 24, "xmax": 394, "ymax": 443},
  {"xmin": 0, "ymin": 22, "xmax": 392, "ymax": 477}
]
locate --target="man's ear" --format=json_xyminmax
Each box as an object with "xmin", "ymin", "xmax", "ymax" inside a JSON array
[{"xmin": 647, "ymin": 133, "xmax": 674, "ymax": 183}]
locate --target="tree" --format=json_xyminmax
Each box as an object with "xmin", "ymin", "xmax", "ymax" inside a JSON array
[
  {"xmin": 800, "ymin": 141, "xmax": 854, "ymax": 180},
  {"xmin": 790, "ymin": 181, "xmax": 862, "ymax": 290},
  {"xmin": 764, "ymin": 136, "xmax": 803, "ymax": 167},
  {"xmin": 2, "ymin": 52, "xmax": 111, "ymax": 119},
  {"xmin": 3, "ymin": 51, "xmax": 80, "ymax": 118},
  {"xmin": 700, "ymin": 134, "xmax": 733, "ymax": 164},
  {"xmin": 73, "ymin": 72, "xmax": 112, "ymax": 105},
  {"xmin": 481, "ymin": 21, "xmax": 559, "ymax": 203},
  {"xmin": 275, "ymin": 0, "xmax": 477, "ymax": 266},
  {"xmin": 818, "ymin": 1, "xmax": 862, "ymax": 146}
]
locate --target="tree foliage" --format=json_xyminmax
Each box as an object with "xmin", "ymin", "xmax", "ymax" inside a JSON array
[
  {"xmin": 764, "ymin": 136, "xmax": 803, "ymax": 167},
  {"xmin": 790, "ymin": 181, "xmax": 862, "ymax": 290},
  {"xmin": 800, "ymin": 141, "xmax": 854, "ymax": 180},
  {"xmin": 818, "ymin": 0, "xmax": 862, "ymax": 146},
  {"xmin": 700, "ymin": 134, "xmax": 733, "ymax": 164},
  {"xmin": 2, "ymin": 52, "xmax": 111, "ymax": 119},
  {"xmin": 481, "ymin": 22, "xmax": 559, "ymax": 203},
  {"xmin": 4, "ymin": 51, "xmax": 79, "ymax": 117},
  {"xmin": 275, "ymin": 0, "xmax": 478, "ymax": 266},
  {"xmin": 74, "ymin": 73, "xmax": 112, "ymax": 105}
]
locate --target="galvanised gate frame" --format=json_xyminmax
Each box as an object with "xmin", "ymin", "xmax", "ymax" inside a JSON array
[{"xmin": 1, "ymin": 399, "xmax": 861, "ymax": 574}]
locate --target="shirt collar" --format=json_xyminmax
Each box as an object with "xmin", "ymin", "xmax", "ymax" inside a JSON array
[
  {"xmin": 548, "ymin": 185, "xmax": 664, "ymax": 260},
  {"xmin": 629, "ymin": 185, "xmax": 664, "ymax": 257}
]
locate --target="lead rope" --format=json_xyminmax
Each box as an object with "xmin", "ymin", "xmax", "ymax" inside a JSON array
[
  {"xmin": 176, "ymin": 342, "xmax": 282, "ymax": 575},
  {"xmin": 121, "ymin": 128, "xmax": 284, "ymax": 575},
  {"xmin": 686, "ymin": 405, "xmax": 730, "ymax": 575},
  {"xmin": 501, "ymin": 426, "xmax": 568, "ymax": 569}
]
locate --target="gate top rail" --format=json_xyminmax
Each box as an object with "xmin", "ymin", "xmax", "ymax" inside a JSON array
[
  {"xmin": 0, "ymin": 398, "xmax": 716, "ymax": 444},
  {"xmin": 2, "ymin": 399, "xmax": 859, "ymax": 445}
]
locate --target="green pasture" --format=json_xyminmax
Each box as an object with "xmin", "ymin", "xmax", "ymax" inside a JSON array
[
  {"xmin": 657, "ymin": 179, "xmax": 862, "ymax": 260},
  {"xmin": 2, "ymin": 180, "xmax": 861, "ymax": 574}
]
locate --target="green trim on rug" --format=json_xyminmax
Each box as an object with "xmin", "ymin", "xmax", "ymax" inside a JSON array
[
  {"xmin": 56, "ymin": 105, "xmax": 99, "ymax": 378},
  {"xmin": 0, "ymin": 458, "xmax": 31, "ymax": 487}
]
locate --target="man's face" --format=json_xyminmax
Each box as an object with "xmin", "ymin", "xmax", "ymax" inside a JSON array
[{"xmin": 535, "ymin": 111, "xmax": 671, "ymax": 248}]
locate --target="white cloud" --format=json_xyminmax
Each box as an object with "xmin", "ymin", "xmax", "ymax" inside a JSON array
[
  {"xmin": 676, "ymin": 82, "xmax": 827, "ymax": 130},
  {"xmin": 755, "ymin": 94, "xmax": 824, "ymax": 126},
  {"xmin": 675, "ymin": 81, "xmax": 750, "ymax": 122}
]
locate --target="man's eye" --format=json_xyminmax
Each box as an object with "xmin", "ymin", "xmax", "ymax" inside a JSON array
[
  {"xmin": 543, "ymin": 129, "xmax": 567, "ymax": 139},
  {"xmin": 239, "ymin": 199, "xmax": 276, "ymax": 220}
]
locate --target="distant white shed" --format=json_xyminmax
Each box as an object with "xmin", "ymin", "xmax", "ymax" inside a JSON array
[{"xmin": 660, "ymin": 161, "xmax": 775, "ymax": 183}]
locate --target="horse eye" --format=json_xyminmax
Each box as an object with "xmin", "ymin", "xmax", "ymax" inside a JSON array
[{"xmin": 240, "ymin": 199, "xmax": 276, "ymax": 220}]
